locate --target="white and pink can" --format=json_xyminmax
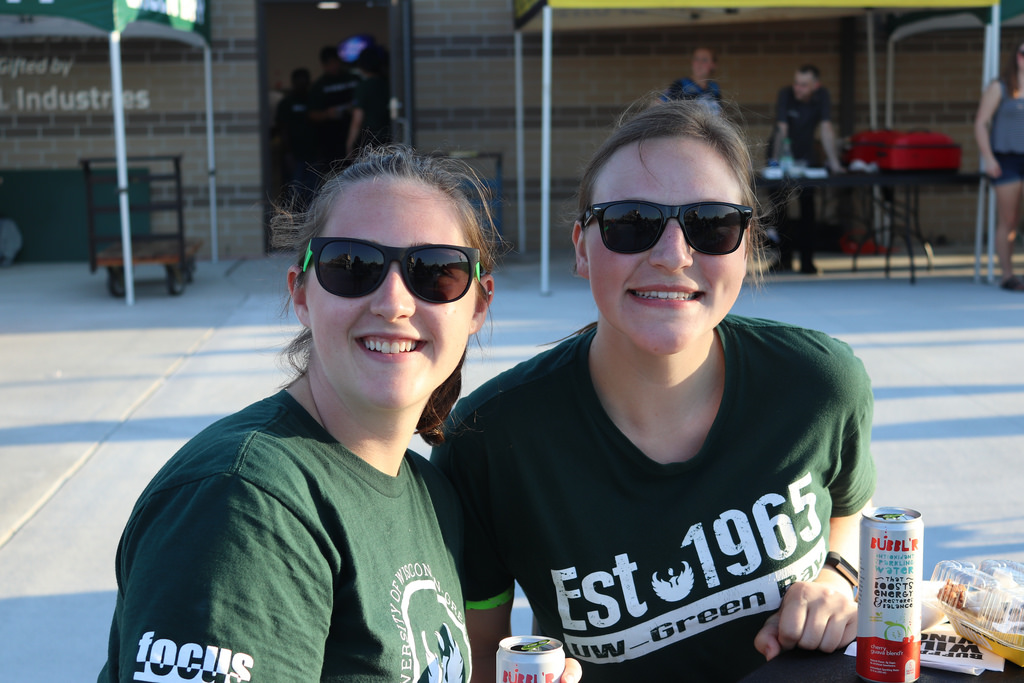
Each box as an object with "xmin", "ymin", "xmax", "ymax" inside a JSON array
[
  {"xmin": 856, "ymin": 507, "xmax": 924, "ymax": 683},
  {"xmin": 496, "ymin": 635, "xmax": 565, "ymax": 683}
]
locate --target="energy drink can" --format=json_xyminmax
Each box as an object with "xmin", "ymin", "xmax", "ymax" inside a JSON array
[
  {"xmin": 856, "ymin": 507, "xmax": 924, "ymax": 683},
  {"xmin": 496, "ymin": 635, "xmax": 565, "ymax": 683}
]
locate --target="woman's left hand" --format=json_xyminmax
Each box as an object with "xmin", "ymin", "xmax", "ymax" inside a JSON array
[{"xmin": 752, "ymin": 579, "xmax": 857, "ymax": 661}]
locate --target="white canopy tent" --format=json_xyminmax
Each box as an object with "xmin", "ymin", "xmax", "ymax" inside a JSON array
[
  {"xmin": 511, "ymin": 0, "xmax": 1000, "ymax": 293},
  {"xmin": 886, "ymin": 3, "xmax": 1024, "ymax": 129},
  {"xmin": 0, "ymin": 0, "xmax": 217, "ymax": 305}
]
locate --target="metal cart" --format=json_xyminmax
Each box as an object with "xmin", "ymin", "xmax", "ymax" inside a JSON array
[{"xmin": 81, "ymin": 155, "xmax": 202, "ymax": 297}]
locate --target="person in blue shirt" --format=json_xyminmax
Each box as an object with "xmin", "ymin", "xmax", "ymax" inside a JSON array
[{"xmin": 663, "ymin": 47, "xmax": 721, "ymax": 115}]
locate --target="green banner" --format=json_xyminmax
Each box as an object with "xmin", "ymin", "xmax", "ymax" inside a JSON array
[
  {"xmin": 115, "ymin": 0, "xmax": 209, "ymax": 41},
  {"xmin": 0, "ymin": 0, "xmax": 112, "ymax": 27},
  {"xmin": 0, "ymin": 0, "xmax": 210, "ymax": 44}
]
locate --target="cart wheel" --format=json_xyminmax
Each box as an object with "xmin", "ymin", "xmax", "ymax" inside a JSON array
[
  {"xmin": 184, "ymin": 258, "xmax": 196, "ymax": 283},
  {"xmin": 107, "ymin": 267, "xmax": 126, "ymax": 298},
  {"xmin": 166, "ymin": 265, "xmax": 186, "ymax": 296}
]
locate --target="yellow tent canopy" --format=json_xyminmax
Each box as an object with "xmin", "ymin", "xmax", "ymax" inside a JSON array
[{"xmin": 515, "ymin": 0, "xmax": 997, "ymax": 30}]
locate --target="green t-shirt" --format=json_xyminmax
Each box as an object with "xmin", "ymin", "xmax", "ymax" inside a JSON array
[
  {"xmin": 99, "ymin": 391, "xmax": 470, "ymax": 683},
  {"xmin": 433, "ymin": 315, "xmax": 876, "ymax": 683}
]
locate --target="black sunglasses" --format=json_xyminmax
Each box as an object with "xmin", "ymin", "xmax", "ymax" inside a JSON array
[
  {"xmin": 580, "ymin": 200, "xmax": 752, "ymax": 255},
  {"xmin": 302, "ymin": 238, "xmax": 482, "ymax": 304}
]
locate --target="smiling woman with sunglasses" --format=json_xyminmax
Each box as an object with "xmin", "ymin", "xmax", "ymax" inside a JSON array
[
  {"xmin": 98, "ymin": 147, "xmax": 583, "ymax": 683},
  {"xmin": 434, "ymin": 99, "xmax": 877, "ymax": 683}
]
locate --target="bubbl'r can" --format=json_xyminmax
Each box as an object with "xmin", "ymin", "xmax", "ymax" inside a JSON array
[
  {"xmin": 856, "ymin": 507, "xmax": 924, "ymax": 683},
  {"xmin": 496, "ymin": 635, "xmax": 565, "ymax": 683}
]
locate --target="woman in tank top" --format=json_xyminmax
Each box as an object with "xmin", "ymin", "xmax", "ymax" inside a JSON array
[{"xmin": 975, "ymin": 40, "xmax": 1024, "ymax": 291}]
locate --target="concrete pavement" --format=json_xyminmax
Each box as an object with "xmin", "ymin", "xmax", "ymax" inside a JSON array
[{"xmin": 1, "ymin": 250, "xmax": 1023, "ymax": 680}]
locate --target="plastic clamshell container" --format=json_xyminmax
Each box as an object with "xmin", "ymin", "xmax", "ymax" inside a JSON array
[{"xmin": 931, "ymin": 559, "xmax": 1024, "ymax": 667}]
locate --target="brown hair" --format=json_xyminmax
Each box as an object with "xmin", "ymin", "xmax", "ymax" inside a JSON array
[
  {"xmin": 271, "ymin": 144, "xmax": 499, "ymax": 445},
  {"xmin": 1003, "ymin": 43, "xmax": 1024, "ymax": 98},
  {"xmin": 797, "ymin": 64, "xmax": 821, "ymax": 81},
  {"xmin": 576, "ymin": 96, "xmax": 766, "ymax": 273}
]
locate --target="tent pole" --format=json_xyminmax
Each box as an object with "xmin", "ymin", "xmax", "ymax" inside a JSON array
[
  {"xmin": 885, "ymin": 36, "xmax": 895, "ymax": 129},
  {"xmin": 987, "ymin": 3, "xmax": 1000, "ymax": 284},
  {"xmin": 540, "ymin": 5, "xmax": 552, "ymax": 295},
  {"xmin": 515, "ymin": 30, "xmax": 527, "ymax": 254},
  {"xmin": 867, "ymin": 10, "xmax": 877, "ymax": 130},
  {"xmin": 866, "ymin": 12, "xmax": 885, "ymax": 248},
  {"xmin": 109, "ymin": 31, "xmax": 135, "ymax": 306},
  {"xmin": 976, "ymin": 17, "xmax": 993, "ymax": 283},
  {"xmin": 204, "ymin": 44, "xmax": 219, "ymax": 263},
  {"xmin": 975, "ymin": 178, "xmax": 987, "ymax": 283},
  {"xmin": 987, "ymin": 190, "xmax": 996, "ymax": 283}
]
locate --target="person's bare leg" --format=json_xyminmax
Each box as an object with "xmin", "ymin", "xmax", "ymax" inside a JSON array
[{"xmin": 993, "ymin": 180, "xmax": 1022, "ymax": 284}]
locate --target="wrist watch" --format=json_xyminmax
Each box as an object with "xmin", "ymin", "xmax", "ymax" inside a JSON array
[{"xmin": 824, "ymin": 551, "xmax": 859, "ymax": 589}]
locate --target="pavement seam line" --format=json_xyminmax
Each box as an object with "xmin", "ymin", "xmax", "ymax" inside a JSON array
[{"xmin": 0, "ymin": 328, "xmax": 217, "ymax": 551}]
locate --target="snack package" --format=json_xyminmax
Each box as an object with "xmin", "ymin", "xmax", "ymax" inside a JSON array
[{"xmin": 931, "ymin": 559, "xmax": 1024, "ymax": 667}]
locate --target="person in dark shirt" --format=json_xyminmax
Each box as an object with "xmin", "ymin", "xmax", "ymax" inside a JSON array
[
  {"xmin": 346, "ymin": 45, "xmax": 392, "ymax": 157},
  {"xmin": 308, "ymin": 45, "xmax": 359, "ymax": 172},
  {"xmin": 770, "ymin": 64, "xmax": 844, "ymax": 274},
  {"xmin": 276, "ymin": 67, "xmax": 317, "ymax": 208}
]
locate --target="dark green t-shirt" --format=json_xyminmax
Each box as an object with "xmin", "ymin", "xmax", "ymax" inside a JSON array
[
  {"xmin": 99, "ymin": 391, "xmax": 470, "ymax": 683},
  {"xmin": 433, "ymin": 315, "xmax": 876, "ymax": 683}
]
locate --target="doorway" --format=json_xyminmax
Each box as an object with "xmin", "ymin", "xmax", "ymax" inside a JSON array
[{"xmin": 256, "ymin": 0, "xmax": 413, "ymax": 250}]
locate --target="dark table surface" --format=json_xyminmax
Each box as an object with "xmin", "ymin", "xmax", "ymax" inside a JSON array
[
  {"xmin": 754, "ymin": 170, "xmax": 985, "ymax": 283},
  {"xmin": 755, "ymin": 170, "xmax": 983, "ymax": 191},
  {"xmin": 739, "ymin": 648, "xmax": 1024, "ymax": 682}
]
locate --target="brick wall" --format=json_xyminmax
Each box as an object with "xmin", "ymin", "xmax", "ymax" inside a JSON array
[
  {"xmin": 415, "ymin": 1, "xmax": 1012, "ymax": 251},
  {"xmin": 2, "ymin": 1, "xmax": 1013, "ymax": 260},
  {"xmin": 0, "ymin": 0, "xmax": 262, "ymax": 260}
]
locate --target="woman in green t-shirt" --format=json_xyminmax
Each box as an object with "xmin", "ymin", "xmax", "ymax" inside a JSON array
[
  {"xmin": 435, "ymin": 99, "xmax": 876, "ymax": 683},
  {"xmin": 98, "ymin": 146, "xmax": 582, "ymax": 683}
]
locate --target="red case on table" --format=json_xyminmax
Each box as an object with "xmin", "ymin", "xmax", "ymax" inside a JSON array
[{"xmin": 845, "ymin": 130, "xmax": 961, "ymax": 171}]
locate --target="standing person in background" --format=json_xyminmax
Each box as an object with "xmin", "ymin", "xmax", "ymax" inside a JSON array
[
  {"xmin": 771, "ymin": 64, "xmax": 844, "ymax": 274},
  {"xmin": 974, "ymin": 40, "xmax": 1024, "ymax": 292},
  {"xmin": 308, "ymin": 45, "xmax": 359, "ymax": 172},
  {"xmin": 347, "ymin": 45, "xmax": 392, "ymax": 158},
  {"xmin": 434, "ymin": 99, "xmax": 875, "ymax": 683},
  {"xmin": 663, "ymin": 46, "xmax": 722, "ymax": 115},
  {"xmin": 99, "ymin": 147, "xmax": 504, "ymax": 682},
  {"xmin": 275, "ymin": 67, "xmax": 318, "ymax": 208}
]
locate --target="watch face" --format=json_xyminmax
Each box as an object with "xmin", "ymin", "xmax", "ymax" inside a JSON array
[{"xmin": 827, "ymin": 552, "xmax": 858, "ymax": 585}]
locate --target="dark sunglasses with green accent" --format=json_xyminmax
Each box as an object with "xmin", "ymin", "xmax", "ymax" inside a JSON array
[
  {"xmin": 303, "ymin": 237, "xmax": 482, "ymax": 304},
  {"xmin": 580, "ymin": 200, "xmax": 752, "ymax": 256}
]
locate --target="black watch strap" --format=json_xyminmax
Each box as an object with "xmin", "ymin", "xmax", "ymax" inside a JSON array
[{"xmin": 824, "ymin": 551, "xmax": 858, "ymax": 588}]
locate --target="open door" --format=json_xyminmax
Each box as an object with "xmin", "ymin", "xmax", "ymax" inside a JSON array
[{"xmin": 257, "ymin": 0, "xmax": 410, "ymax": 246}]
